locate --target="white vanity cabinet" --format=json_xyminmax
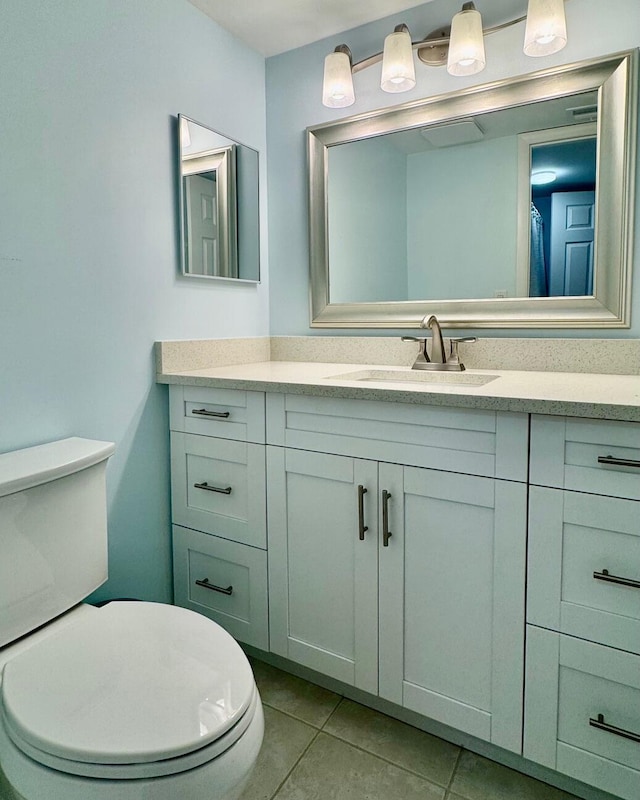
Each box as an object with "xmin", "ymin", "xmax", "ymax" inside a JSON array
[
  {"xmin": 169, "ymin": 385, "xmax": 269, "ymax": 650},
  {"xmin": 525, "ymin": 415, "xmax": 640, "ymax": 800},
  {"xmin": 266, "ymin": 393, "xmax": 528, "ymax": 753}
]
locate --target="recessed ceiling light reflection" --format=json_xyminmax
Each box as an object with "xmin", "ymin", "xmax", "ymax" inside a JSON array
[{"xmin": 531, "ymin": 170, "xmax": 557, "ymax": 186}]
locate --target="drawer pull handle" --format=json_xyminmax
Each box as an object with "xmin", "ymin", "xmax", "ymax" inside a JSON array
[
  {"xmin": 593, "ymin": 568, "xmax": 640, "ymax": 590},
  {"xmin": 195, "ymin": 578, "xmax": 233, "ymax": 596},
  {"xmin": 194, "ymin": 481, "xmax": 232, "ymax": 495},
  {"xmin": 191, "ymin": 408, "xmax": 231, "ymax": 419},
  {"xmin": 357, "ymin": 485, "xmax": 368, "ymax": 541},
  {"xmin": 597, "ymin": 455, "xmax": 640, "ymax": 469},
  {"xmin": 382, "ymin": 490, "xmax": 392, "ymax": 547},
  {"xmin": 589, "ymin": 713, "xmax": 640, "ymax": 744}
]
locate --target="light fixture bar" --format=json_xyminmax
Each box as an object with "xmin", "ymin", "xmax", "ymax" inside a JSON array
[
  {"xmin": 345, "ymin": 0, "xmax": 568, "ymax": 74},
  {"xmin": 350, "ymin": 14, "xmax": 526, "ymax": 74},
  {"xmin": 323, "ymin": 0, "xmax": 570, "ymax": 107}
]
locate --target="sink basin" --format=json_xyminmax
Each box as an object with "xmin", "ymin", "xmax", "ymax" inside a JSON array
[{"xmin": 326, "ymin": 369, "xmax": 499, "ymax": 387}]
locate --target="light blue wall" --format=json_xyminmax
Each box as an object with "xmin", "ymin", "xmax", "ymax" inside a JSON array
[
  {"xmin": 266, "ymin": 0, "xmax": 640, "ymax": 336},
  {"xmin": 0, "ymin": 0, "xmax": 268, "ymax": 603},
  {"xmin": 406, "ymin": 137, "xmax": 518, "ymax": 300},
  {"xmin": 329, "ymin": 137, "xmax": 408, "ymax": 302}
]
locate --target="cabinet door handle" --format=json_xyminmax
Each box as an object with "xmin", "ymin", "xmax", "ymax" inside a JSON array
[
  {"xmin": 195, "ymin": 578, "xmax": 233, "ymax": 595},
  {"xmin": 191, "ymin": 408, "xmax": 231, "ymax": 419},
  {"xmin": 357, "ymin": 485, "xmax": 368, "ymax": 540},
  {"xmin": 597, "ymin": 455, "xmax": 640, "ymax": 469},
  {"xmin": 593, "ymin": 568, "xmax": 640, "ymax": 590},
  {"xmin": 382, "ymin": 489, "xmax": 392, "ymax": 547},
  {"xmin": 194, "ymin": 481, "xmax": 233, "ymax": 495},
  {"xmin": 589, "ymin": 713, "xmax": 640, "ymax": 743}
]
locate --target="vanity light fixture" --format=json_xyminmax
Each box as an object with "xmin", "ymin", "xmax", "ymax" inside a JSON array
[{"xmin": 322, "ymin": 0, "xmax": 568, "ymax": 108}]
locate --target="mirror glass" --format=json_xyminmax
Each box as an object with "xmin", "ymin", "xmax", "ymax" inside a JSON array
[
  {"xmin": 327, "ymin": 93, "xmax": 597, "ymax": 304},
  {"xmin": 309, "ymin": 53, "xmax": 636, "ymax": 328},
  {"xmin": 179, "ymin": 115, "xmax": 260, "ymax": 282}
]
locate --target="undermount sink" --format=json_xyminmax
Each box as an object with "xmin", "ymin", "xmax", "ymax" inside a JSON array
[{"xmin": 326, "ymin": 369, "xmax": 499, "ymax": 387}]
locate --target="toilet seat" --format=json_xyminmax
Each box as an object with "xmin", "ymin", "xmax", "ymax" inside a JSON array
[{"xmin": 0, "ymin": 602, "xmax": 257, "ymax": 779}]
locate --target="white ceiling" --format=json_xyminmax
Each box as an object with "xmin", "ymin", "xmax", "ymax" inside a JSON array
[{"xmin": 187, "ymin": 0, "xmax": 438, "ymax": 57}]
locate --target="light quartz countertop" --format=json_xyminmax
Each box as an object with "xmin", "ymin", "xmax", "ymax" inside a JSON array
[{"xmin": 157, "ymin": 360, "xmax": 640, "ymax": 422}]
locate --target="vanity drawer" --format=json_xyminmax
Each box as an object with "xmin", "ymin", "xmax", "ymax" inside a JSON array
[
  {"xmin": 528, "ymin": 487, "xmax": 640, "ymax": 654},
  {"xmin": 266, "ymin": 394, "xmax": 528, "ymax": 481},
  {"xmin": 173, "ymin": 525, "xmax": 268, "ymax": 650},
  {"xmin": 530, "ymin": 415, "xmax": 640, "ymax": 499},
  {"xmin": 171, "ymin": 432, "xmax": 266, "ymax": 549},
  {"xmin": 524, "ymin": 627, "xmax": 640, "ymax": 800},
  {"xmin": 170, "ymin": 385, "xmax": 265, "ymax": 443}
]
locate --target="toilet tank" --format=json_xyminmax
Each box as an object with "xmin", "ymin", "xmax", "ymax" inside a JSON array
[{"xmin": 0, "ymin": 438, "xmax": 115, "ymax": 648}]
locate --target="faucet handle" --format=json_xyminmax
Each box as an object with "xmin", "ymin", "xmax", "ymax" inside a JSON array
[
  {"xmin": 401, "ymin": 336, "xmax": 429, "ymax": 365},
  {"xmin": 449, "ymin": 337, "xmax": 477, "ymax": 369}
]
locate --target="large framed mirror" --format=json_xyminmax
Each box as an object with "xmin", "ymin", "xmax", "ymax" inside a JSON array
[
  {"xmin": 308, "ymin": 52, "xmax": 637, "ymax": 328},
  {"xmin": 179, "ymin": 115, "xmax": 260, "ymax": 283}
]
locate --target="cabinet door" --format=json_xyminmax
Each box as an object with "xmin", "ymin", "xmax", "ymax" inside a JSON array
[
  {"xmin": 267, "ymin": 446, "xmax": 378, "ymax": 694},
  {"xmin": 379, "ymin": 464, "xmax": 527, "ymax": 753}
]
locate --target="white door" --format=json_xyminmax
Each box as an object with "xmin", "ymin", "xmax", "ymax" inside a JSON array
[
  {"xmin": 184, "ymin": 173, "xmax": 218, "ymax": 276},
  {"xmin": 267, "ymin": 446, "xmax": 379, "ymax": 693},
  {"xmin": 549, "ymin": 190, "xmax": 595, "ymax": 296},
  {"xmin": 378, "ymin": 463, "xmax": 527, "ymax": 753}
]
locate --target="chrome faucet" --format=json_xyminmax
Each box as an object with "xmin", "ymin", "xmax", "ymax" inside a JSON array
[
  {"xmin": 401, "ymin": 314, "xmax": 477, "ymax": 371},
  {"xmin": 423, "ymin": 315, "xmax": 446, "ymax": 364}
]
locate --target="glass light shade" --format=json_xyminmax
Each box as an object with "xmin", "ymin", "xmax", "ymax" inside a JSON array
[
  {"xmin": 380, "ymin": 29, "xmax": 416, "ymax": 93},
  {"xmin": 524, "ymin": 0, "xmax": 567, "ymax": 57},
  {"xmin": 447, "ymin": 7, "xmax": 486, "ymax": 76},
  {"xmin": 322, "ymin": 51, "xmax": 355, "ymax": 108}
]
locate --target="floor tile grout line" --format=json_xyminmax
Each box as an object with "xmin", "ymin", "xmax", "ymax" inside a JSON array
[
  {"xmin": 313, "ymin": 730, "xmax": 457, "ymax": 791},
  {"xmin": 268, "ymin": 728, "xmax": 322, "ymax": 800},
  {"xmin": 446, "ymin": 747, "xmax": 464, "ymax": 791},
  {"xmin": 260, "ymin": 699, "xmax": 340, "ymax": 731},
  {"xmin": 261, "ymin": 697, "xmax": 460, "ymax": 792},
  {"xmin": 319, "ymin": 695, "xmax": 345, "ymax": 730}
]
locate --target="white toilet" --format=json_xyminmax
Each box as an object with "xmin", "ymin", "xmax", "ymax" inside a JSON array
[{"xmin": 0, "ymin": 437, "xmax": 263, "ymax": 800}]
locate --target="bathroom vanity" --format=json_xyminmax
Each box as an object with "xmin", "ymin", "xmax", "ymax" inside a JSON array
[{"xmin": 160, "ymin": 347, "xmax": 640, "ymax": 800}]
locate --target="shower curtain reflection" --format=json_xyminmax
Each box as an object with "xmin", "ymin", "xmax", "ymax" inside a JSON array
[{"xmin": 529, "ymin": 203, "xmax": 548, "ymax": 297}]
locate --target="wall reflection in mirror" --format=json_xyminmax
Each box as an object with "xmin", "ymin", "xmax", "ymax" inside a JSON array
[
  {"xmin": 179, "ymin": 115, "xmax": 260, "ymax": 282},
  {"xmin": 326, "ymin": 91, "xmax": 597, "ymax": 305}
]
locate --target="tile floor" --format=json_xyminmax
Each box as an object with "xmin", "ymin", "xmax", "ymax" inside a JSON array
[{"xmin": 242, "ymin": 658, "xmax": 582, "ymax": 800}]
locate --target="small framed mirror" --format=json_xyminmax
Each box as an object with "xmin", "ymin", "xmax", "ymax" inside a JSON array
[{"xmin": 179, "ymin": 115, "xmax": 260, "ymax": 283}]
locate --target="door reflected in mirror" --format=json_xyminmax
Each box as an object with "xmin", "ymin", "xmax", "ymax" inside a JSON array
[
  {"xmin": 528, "ymin": 134, "xmax": 597, "ymax": 298},
  {"xmin": 179, "ymin": 115, "xmax": 260, "ymax": 283}
]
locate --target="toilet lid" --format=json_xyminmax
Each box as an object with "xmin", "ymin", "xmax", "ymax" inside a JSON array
[{"xmin": 0, "ymin": 602, "xmax": 255, "ymax": 766}]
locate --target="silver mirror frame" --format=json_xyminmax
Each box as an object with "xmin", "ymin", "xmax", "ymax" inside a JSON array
[{"xmin": 308, "ymin": 51, "xmax": 637, "ymax": 329}]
